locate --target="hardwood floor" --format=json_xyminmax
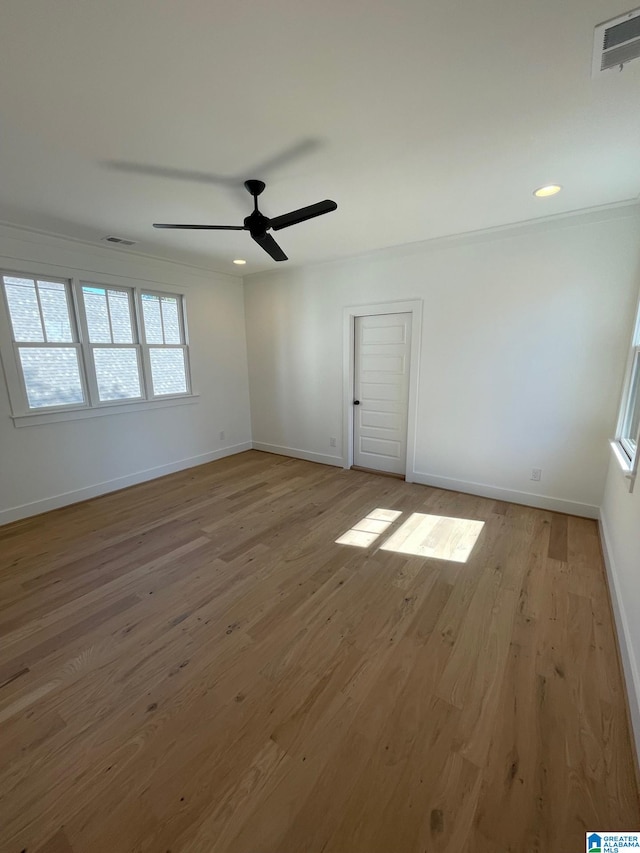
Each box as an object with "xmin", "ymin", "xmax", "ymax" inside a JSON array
[{"xmin": 0, "ymin": 450, "xmax": 638, "ymax": 852}]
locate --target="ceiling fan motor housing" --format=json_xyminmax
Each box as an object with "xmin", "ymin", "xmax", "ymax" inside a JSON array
[{"xmin": 244, "ymin": 210, "xmax": 270, "ymax": 238}]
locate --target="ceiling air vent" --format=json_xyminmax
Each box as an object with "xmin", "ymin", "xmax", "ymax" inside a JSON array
[
  {"xmin": 593, "ymin": 7, "xmax": 640, "ymax": 76},
  {"xmin": 101, "ymin": 235, "xmax": 137, "ymax": 246}
]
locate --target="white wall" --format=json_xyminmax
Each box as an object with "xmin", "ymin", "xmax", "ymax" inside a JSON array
[
  {"xmin": 0, "ymin": 224, "xmax": 252, "ymax": 524},
  {"xmin": 600, "ymin": 309, "xmax": 640, "ymax": 764},
  {"xmin": 244, "ymin": 205, "xmax": 640, "ymax": 517}
]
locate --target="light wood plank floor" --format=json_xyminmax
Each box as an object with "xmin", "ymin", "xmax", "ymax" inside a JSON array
[{"xmin": 0, "ymin": 450, "xmax": 638, "ymax": 852}]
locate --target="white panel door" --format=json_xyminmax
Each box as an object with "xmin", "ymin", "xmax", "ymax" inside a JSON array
[{"xmin": 353, "ymin": 312, "xmax": 411, "ymax": 475}]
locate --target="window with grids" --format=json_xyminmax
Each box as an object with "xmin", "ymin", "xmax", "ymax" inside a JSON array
[
  {"xmin": 617, "ymin": 305, "xmax": 640, "ymax": 466},
  {"xmin": 81, "ymin": 284, "xmax": 143, "ymax": 402},
  {"xmin": 140, "ymin": 292, "xmax": 189, "ymax": 396},
  {"xmin": 1, "ymin": 272, "xmax": 191, "ymax": 415},
  {"xmin": 2, "ymin": 275, "xmax": 86, "ymax": 409}
]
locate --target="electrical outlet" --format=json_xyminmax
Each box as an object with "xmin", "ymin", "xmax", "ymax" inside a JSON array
[
  {"xmin": 329, "ymin": 437, "xmax": 337, "ymax": 447},
  {"xmin": 219, "ymin": 430, "xmax": 225, "ymax": 441},
  {"xmin": 530, "ymin": 468, "xmax": 542, "ymax": 482}
]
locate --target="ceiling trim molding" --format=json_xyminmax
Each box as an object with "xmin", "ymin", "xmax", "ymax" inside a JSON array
[
  {"xmin": 0, "ymin": 220, "xmax": 244, "ymax": 280},
  {"xmin": 1, "ymin": 197, "xmax": 639, "ymax": 284},
  {"xmin": 244, "ymin": 198, "xmax": 640, "ymax": 282}
]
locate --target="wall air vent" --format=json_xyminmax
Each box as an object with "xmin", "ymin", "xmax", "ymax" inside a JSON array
[
  {"xmin": 593, "ymin": 7, "xmax": 640, "ymax": 76},
  {"xmin": 101, "ymin": 235, "xmax": 137, "ymax": 246}
]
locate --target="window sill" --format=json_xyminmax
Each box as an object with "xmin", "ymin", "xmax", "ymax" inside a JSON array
[
  {"xmin": 609, "ymin": 440, "xmax": 637, "ymax": 493},
  {"xmin": 11, "ymin": 393, "xmax": 200, "ymax": 428}
]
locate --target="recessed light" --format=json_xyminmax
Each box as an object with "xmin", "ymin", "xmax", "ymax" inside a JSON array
[
  {"xmin": 233, "ymin": 259, "xmax": 247, "ymax": 265},
  {"xmin": 533, "ymin": 185, "xmax": 562, "ymax": 198}
]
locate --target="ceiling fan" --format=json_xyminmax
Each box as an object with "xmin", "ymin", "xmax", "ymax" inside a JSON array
[{"xmin": 153, "ymin": 179, "xmax": 337, "ymax": 262}]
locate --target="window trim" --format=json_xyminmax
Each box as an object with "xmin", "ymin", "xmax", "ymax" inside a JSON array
[
  {"xmin": 10, "ymin": 392, "xmax": 200, "ymax": 427},
  {"xmin": 612, "ymin": 293, "xmax": 640, "ymax": 492},
  {"xmin": 0, "ymin": 269, "xmax": 197, "ymax": 426}
]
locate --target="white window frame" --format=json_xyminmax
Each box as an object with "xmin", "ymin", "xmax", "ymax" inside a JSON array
[
  {"xmin": 0, "ymin": 268, "xmax": 196, "ymax": 427},
  {"xmin": 0, "ymin": 273, "xmax": 91, "ymax": 414},
  {"xmin": 77, "ymin": 281, "xmax": 145, "ymax": 407},
  {"xmin": 612, "ymin": 292, "xmax": 640, "ymax": 492},
  {"xmin": 138, "ymin": 289, "xmax": 192, "ymax": 400}
]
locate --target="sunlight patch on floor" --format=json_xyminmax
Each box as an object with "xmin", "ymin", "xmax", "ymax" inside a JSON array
[
  {"xmin": 379, "ymin": 512, "xmax": 484, "ymax": 563},
  {"xmin": 335, "ymin": 507, "xmax": 403, "ymax": 548}
]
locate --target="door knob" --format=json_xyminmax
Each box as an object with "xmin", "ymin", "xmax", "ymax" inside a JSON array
[{"xmin": 353, "ymin": 400, "xmax": 360, "ymax": 405}]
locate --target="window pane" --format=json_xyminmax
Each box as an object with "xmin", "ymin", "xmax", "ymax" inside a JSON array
[
  {"xmin": 38, "ymin": 280, "xmax": 73, "ymax": 342},
  {"xmin": 622, "ymin": 352, "xmax": 640, "ymax": 452},
  {"xmin": 93, "ymin": 348, "xmax": 142, "ymax": 401},
  {"xmin": 161, "ymin": 296, "xmax": 181, "ymax": 344},
  {"xmin": 4, "ymin": 277, "xmax": 44, "ymax": 341},
  {"xmin": 18, "ymin": 347, "xmax": 84, "ymax": 408},
  {"xmin": 141, "ymin": 293, "xmax": 163, "ymax": 343},
  {"xmin": 108, "ymin": 289, "xmax": 134, "ymax": 343},
  {"xmin": 83, "ymin": 287, "xmax": 111, "ymax": 343},
  {"xmin": 149, "ymin": 348, "xmax": 187, "ymax": 395},
  {"xmin": 634, "ymin": 311, "xmax": 640, "ymax": 347}
]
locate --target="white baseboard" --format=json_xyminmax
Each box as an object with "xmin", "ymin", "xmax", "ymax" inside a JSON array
[
  {"xmin": 598, "ymin": 511, "xmax": 640, "ymax": 768},
  {"xmin": 0, "ymin": 442, "xmax": 252, "ymax": 526},
  {"xmin": 410, "ymin": 470, "xmax": 599, "ymax": 518},
  {"xmin": 252, "ymin": 442, "xmax": 344, "ymax": 468}
]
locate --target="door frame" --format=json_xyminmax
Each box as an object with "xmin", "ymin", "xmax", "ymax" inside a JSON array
[{"xmin": 342, "ymin": 299, "xmax": 422, "ymax": 481}]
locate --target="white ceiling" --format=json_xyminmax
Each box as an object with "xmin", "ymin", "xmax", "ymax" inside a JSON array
[{"xmin": 1, "ymin": 0, "xmax": 639, "ymax": 276}]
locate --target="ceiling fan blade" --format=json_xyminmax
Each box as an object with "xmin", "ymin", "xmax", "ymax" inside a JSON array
[
  {"xmin": 270, "ymin": 199, "xmax": 337, "ymax": 232},
  {"xmin": 153, "ymin": 223, "xmax": 246, "ymax": 230},
  {"xmin": 252, "ymin": 232, "xmax": 288, "ymax": 261},
  {"xmin": 242, "ymin": 138, "xmax": 322, "ymax": 179},
  {"xmin": 106, "ymin": 161, "xmax": 239, "ymax": 188}
]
